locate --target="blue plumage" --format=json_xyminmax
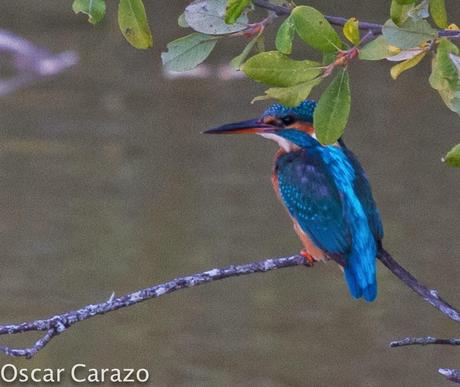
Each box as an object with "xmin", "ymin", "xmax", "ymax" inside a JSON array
[
  {"xmin": 205, "ymin": 98, "xmax": 383, "ymax": 302},
  {"xmin": 339, "ymin": 139, "xmax": 384, "ymax": 242},
  {"xmin": 272, "ymin": 104, "xmax": 382, "ymax": 302},
  {"xmin": 263, "ymin": 100, "xmax": 317, "ymax": 124},
  {"xmin": 276, "ymin": 148, "xmax": 352, "ymax": 254}
]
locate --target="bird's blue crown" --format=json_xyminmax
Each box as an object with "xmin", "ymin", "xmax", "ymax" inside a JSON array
[{"xmin": 261, "ymin": 99, "xmax": 317, "ymax": 123}]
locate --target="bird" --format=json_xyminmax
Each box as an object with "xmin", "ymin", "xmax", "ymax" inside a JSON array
[{"xmin": 204, "ymin": 99, "xmax": 383, "ymax": 302}]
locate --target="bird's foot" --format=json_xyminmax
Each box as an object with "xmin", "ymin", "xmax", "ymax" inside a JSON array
[{"xmin": 300, "ymin": 249, "xmax": 316, "ymax": 267}]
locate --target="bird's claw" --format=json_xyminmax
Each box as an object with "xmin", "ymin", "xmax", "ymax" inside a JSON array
[{"xmin": 300, "ymin": 249, "xmax": 315, "ymax": 267}]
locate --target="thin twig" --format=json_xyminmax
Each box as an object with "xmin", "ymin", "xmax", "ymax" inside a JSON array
[
  {"xmin": 252, "ymin": 0, "xmax": 460, "ymax": 39},
  {"xmin": 252, "ymin": 0, "xmax": 381, "ymax": 32},
  {"xmin": 378, "ymin": 248, "xmax": 460, "ymax": 324},
  {"xmin": 390, "ymin": 336, "xmax": 460, "ymax": 348},
  {"xmin": 439, "ymin": 368, "xmax": 460, "ymax": 384},
  {"xmin": 379, "ymin": 247, "xmax": 460, "ymax": 384}
]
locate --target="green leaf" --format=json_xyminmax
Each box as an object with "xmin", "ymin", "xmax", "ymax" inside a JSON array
[
  {"xmin": 118, "ymin": 0, "xmax": 153, "ymax": 49},
  {"xmin": 343, "ymin": 17, "xmax": 360, "ymax": 45},
  {"xmin": 178, "ymin": 12, "xmax": 189, "ymax": 28},
  {"xmin": 291, "ymin": 6, "xmax": 341, "ymax": 52},
  {"xmin": 185, "ymin": 0, "xmax": 248, "ymax": 35},
  {"xmin": 443, "ymin": 144, "xmax": 460, "ymax": 167},
  {"xmin": 430, "ymin": 38, "xmax": 459, "ymax": 90},
  {"xmin": 241, "ymin": 51, "xmax": 322, "ymax": 87},
  {"xmin": 313, "ymin": 69, "xmax": 351, "ymax": 145},
  {"xmin": 275, "ymin": 16, "xmax": 295, "ymax": 55},
  {"xmin": 252, "ymin": 78, "xmax": 322, "ymax": 107},
  {"xmin": 72, "ymin": 0, "xmax": 106, "ymax": 25},
  {"xmin": 230, "ymin": 31, "xmax": 262, "ymax": 69},
  {"xmin": 429, "ymin": 0, "xmax": 448, "ymax": 28},
  {"xmin": 161, "ymin": 33, "xmax": 218, "ymax": 71},
  {"xmin": 225, "ymin": 0, "xmax": 251, "ymax": 24},
  {"xmin": 440, "ymin": 89, "xmax": 460, "ymax": 114},
  {"xmin": 430, "ymin": 38, "xmax": 460, "ymax": 115},
  {"xmin": 359, "ymin": 36, "xmax": 398, "ymax": 60},
  {"xmin": 390, "ymin": 0, "xmax": 413, "ymax": 25},
  {"xmin": 382, "ymin": 18, "xmax": 436, "ymax": 49},
  {"xmin": 390, "ymin": 51, "xmax": 427, "ymax": 79}
]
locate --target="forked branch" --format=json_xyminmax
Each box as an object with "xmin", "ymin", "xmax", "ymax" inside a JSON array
[
  {"xmin": 0, "ymin": 255, "xmax": 307, "ymax": 358},
  {"xmin": 0, "ymin": 248, "xmax": 459, "ymax": 362}
]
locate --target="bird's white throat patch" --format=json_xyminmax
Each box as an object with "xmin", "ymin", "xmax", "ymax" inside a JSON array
[{"xmin": 258, "ymin": 133, "xmax": 299, "ymax": 152}]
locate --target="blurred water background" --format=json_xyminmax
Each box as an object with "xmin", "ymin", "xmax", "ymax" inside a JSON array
[{"xmin": 0, "ymin": 1, "xmax": 459, "ymax": 386}]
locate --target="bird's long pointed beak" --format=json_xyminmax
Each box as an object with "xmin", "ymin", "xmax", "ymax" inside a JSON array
[{"xmin": 203, "ymin": 118, "xmax": 276, "ymax": 135}]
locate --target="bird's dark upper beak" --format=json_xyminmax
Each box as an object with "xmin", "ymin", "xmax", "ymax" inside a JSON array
[{"xmin": 203, "ymin": 118, "xmax": 277, "ymax": 135}]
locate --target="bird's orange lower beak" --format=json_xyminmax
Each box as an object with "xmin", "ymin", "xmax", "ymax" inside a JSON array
[{"xmin": 203, "ymin": 119, "xmax": 276, "ymax": 135}]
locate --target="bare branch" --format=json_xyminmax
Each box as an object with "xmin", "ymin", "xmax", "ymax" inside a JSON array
[
  {"xmin": 1, "ymin": 247, "xmax": 460, "ymax": 359},
  {"xmin": 390, "ymin": 336, "xmax": 460, "ymax": 348},
  {"xmin": 380, "ymin": 247, "xmax": 460, "ymax": 384},
  {"xmin": 378, "ymin": 248, "xmax": 460, "ymax": 324},
  {"xmin": 0, "ymin": 255, "xmax": 307, "ymax": 358},
  {"xmin": 0, "ymin": 29, "xmax": 77, "ymax": 95},
  {"xmin": 252, "ymin": 0, "xmax": 291, "ymax": 16}
]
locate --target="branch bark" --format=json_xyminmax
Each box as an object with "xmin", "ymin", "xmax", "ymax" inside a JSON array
[
  {"xmin": 378, "ymin": 248, "xmax": 460, "ymax": 323},
  {"xmin": 390, "ymin": 336, "xmax": 460, "ymax": 348},
  {"xmin": 378, "ymin": 248, "xmax": 460, "ymax": 384},
  {"xmin": 0, "ymin": 248, "xmax": 460, "ymax": 359},
  {"xmin": 0, "ymin": 255, "xmax": 307, "ymax": 358},
  {"xmin": 440, "ymin": 369, "xmax": 460, "ymax": 384}
]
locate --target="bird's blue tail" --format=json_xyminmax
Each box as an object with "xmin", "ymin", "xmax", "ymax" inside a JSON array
[{"xmin": 344, "ymin": 244, "xmax": 377, "ymax": 302}]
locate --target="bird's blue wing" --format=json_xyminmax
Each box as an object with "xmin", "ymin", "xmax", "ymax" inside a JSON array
[
  {"xmin": 275, "ymin": 150, "xmax": 352, "ymax": 254},
  {"xmin": 338, "ymin": 139, "xmax": 383, "ymax": 241}
]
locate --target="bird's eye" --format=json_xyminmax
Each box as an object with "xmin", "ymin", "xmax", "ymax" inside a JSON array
[{"xmin": 281, "ymin": 115, "xmax": 295, "ymax": 126}]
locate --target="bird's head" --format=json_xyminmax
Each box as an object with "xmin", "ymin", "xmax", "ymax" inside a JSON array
[{"xmin": 204, "ymin": 99, "xmax": 320, "ymax": 151}]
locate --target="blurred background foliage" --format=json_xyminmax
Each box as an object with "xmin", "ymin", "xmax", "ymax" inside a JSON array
[{"xmin": 0, "ymin": 1, "xmax": 459, "ymax": 386}]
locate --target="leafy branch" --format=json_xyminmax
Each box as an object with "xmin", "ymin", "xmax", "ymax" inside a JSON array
[
  {"xmin": 67, "ymin": 0, "xmax": 460, "ymax": 383},
  {"xmin": 73, "ymin": 0, "xmax": 460, "ymax": 165}
]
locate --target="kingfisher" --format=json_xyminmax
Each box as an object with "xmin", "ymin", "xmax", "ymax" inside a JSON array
[{"xmin": 204, "ymin": 99, "xmax": 383, "ymax": 302}]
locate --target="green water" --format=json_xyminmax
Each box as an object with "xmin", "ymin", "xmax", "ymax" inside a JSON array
[{"xmin": 0, "ymin": 1, "xmax": 459, "ymax": 386}]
